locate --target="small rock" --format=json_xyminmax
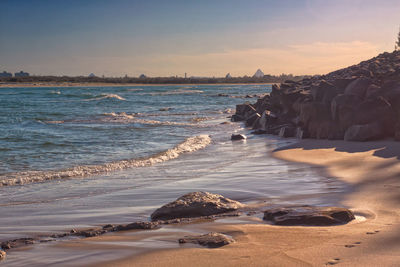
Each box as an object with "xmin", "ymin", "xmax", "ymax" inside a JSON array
[
  {"xmin": 231, "ymin": 134, "xmax": 246, "ymax": 140},
  {"xmin": 263, "ymin": 206, "xmax": 355, "ymax": 226},
  {"xmin": 178, "ymin": 232, "xmax": 234, "ymax": 248},
  {"xmin": 116, "ymin": 221, "xmax": 159, "ymax": 231},
  {"xmin": 0, "ymin": 250, "xmax": 6, "ymax": 260},
  {"xmin": 151, "ymin": 192, "xmax": 244, "ymax": 221},
  {"xmin": 70, "ymin": 229, "xmax": 77, "ymax": 234}
]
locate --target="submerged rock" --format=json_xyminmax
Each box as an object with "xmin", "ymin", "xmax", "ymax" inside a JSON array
[
  {"xmin": 178, "ymin": 232, "xmax": 234, "ymax": 248},
  {"xmin": 231, "ymin": 134, "xmax": 246, "ymax": 140},
  {"xmin": 263, "ymin": 206, "xmax": 355, "ymax": 226},
  {"xmin": 151, "ymin": 191, "xmax": 244, "ymax": 221}
]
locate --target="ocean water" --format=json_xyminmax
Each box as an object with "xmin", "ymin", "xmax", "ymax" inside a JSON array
[{"xmin": 0, "ymin": 85, "xmax": 347, "ymax": 263}]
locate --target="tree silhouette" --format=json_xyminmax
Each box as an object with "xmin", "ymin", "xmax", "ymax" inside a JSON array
[{"xmin": 396, "ymin": 26, "xmax": 400, "ymax": 51}]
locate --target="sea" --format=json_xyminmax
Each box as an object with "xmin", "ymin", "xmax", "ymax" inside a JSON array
[{"xmin": 0, "ymin": 84, "xmax": 347, "ymax": 265}]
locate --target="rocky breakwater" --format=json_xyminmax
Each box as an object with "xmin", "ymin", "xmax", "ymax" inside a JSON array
[{"xmin": 233, "ymin": 50, "xmax": 400, "ymax": 141}]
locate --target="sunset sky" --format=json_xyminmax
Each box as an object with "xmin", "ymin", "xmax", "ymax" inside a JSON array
[{"xmin": 1, "ymin": 0, "xmax": 400, "ymax": 77}]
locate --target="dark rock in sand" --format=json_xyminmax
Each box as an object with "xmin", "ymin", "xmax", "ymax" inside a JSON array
[
  {"xmin": 1, "ymin": 238, "xmax": 36, "ymax": 250},
  {"xmin": 0, "ymin": 250, "xmax": 6, "ymax": 260},
  {"xmin": 263, "ymin": 206, "xmax": 355, "ymax": 226},
  {"xmin": 344, "ymin": 122, "xmax": 384, "ymax": 141},
  {"xmin": 151, "ymin": 192, "xmax": 244, "ymax": 221},
  {"xmin": 116, "ymin": 221, "xmax": 160, "ymax": 231},
  {"xmin": 178, "ymin": 232, "xmax": 234, "ymax": 248},
  {"xmin": 231, "ymin": 134, "xmax": 246, "ymax": 140}
]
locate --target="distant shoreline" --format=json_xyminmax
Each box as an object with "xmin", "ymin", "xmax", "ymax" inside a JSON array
[{"xmin": 0, "ymin": 82, "xmax": 277, "ymax": 88}]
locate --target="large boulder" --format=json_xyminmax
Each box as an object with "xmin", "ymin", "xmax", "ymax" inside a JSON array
[
  {"xmin": 279, "ymin": 126, "xmax": 296, "ymax": 138},
  {"xmin": 151, "ymin": 192, "xmax": 245, "ymax": 221},
  {"xmin": 263, "ymin": 206, "xmax": 355, "ymax": 226},
  {"xmin": 245, "ymin": 112, "xmax": 261, "ymax": 127},
  {"xmin": 311, "ymin": 80, "xmax": 339, "ymax": 103},
  {"xmin": 178, "ymin": 232, "xmax": 234, "ymax": 248},
  {"xmin": 331, "ymin": 94, "xmax": 363, "ymax": 130},
  {"xmin": 352, "ymin": 97, "xmax": 395, "ymax": 135},
  {"xmin": 344, "ymin": 122, "xmax": 384, "ymax": 141},
  {"xmin": 235, "ymin": 104, "xmax": 256, "ymax": 118},
  {"xmin": 344, "ymin": 77, "xmax": 372, "ymax": 99},
  {"xmin": 258, "ymin": 110, "xmax": 278, "ymax": 130}
]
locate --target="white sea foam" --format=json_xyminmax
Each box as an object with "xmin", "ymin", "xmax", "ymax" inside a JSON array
[
  {"xmin": 0, "ymin": 135, "xmax": 212, "ymax": 187},
  {"xmin": 141, "ymin": 89, "xmax": 204, "ymax": 96},
  {"xmin": 84, "ymin": 93, "xmax": 126, "ymax": 101},
  {"xmin": 101, "ymin": 112, "xmax": 199, "ymax": 126}
]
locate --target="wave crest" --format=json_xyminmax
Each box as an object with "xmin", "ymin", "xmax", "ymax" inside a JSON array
[
  {"xmin": 0, "ymin": 135, "xmax": 212, "ymax": 187},
  {"xmin": 84, "ymin": 93, "xmax": 126, "ymax": 101}
]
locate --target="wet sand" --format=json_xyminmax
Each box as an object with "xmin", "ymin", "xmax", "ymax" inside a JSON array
[{"xmin": 94, "ymin": 139, "xmax": 400, "ymax": 266}]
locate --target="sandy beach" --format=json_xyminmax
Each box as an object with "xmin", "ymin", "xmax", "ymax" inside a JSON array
[{"xmin": 73, "ymin": 139, "xmax": 400, "ymax": 266}]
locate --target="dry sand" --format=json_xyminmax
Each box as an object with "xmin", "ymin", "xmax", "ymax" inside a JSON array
[{"xmin": 51, "ymin": 139, "xmax": 400, "ymax": 266}]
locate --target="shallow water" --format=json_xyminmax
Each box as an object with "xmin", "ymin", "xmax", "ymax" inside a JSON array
[{"xmin": 0, "ymin": 85, "xmax": 348, "ymax": 265}]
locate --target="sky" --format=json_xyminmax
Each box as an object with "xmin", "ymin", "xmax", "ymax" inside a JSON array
[{"xmin": 1, "ymin": 0, "xmax": 400, "ymax": 77}]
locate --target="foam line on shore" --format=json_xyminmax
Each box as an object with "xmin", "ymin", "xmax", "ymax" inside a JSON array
[{"xmin": 0, "ymin": 135, "xmax": 212, "ymax": 187}]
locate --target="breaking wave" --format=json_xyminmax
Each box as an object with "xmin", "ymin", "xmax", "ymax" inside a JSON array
[
  {"xmin": 0, "ymin": 135, "xmax": 212, "ymax": 187},
  {"xmin": 84, "ymin": 93, "xmax": 126, "ymax": 101},
  {"xmin": 101, "ymin": 112, "xmax": 201, "ymax": 126},
  {"xmin": 139, "ymin": 89, "xmax": 204, "ymax": 96}
]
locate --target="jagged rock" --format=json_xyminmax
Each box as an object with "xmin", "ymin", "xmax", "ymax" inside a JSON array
[
  {"xmin": 245, "ymin": 112, "xmax": 261, "ymax": 127},
  {"xmin": 344, "ymin": 122, "xmax": 384, "ymax": 141},
  {"xmin": 353, "ymin": 97, "xmax": 394, "ymax": 134},
  {"xmin": 231, "ymin": 134, "xmax": 246, "ymax": 140},
  {"xmin": 178, "ymin": 232, "xmax": 234, "ymax": 248},
  {"xmin": 295, "ymin": 127, "xmax": 309, "ymax": 139},
  {"xmin": 311, "ymin": 80, "xmax": 338, "ymax": 103},
  {"xmin": 365, "ymin": 84, "xmax": 382, "ymax": 99},
  {"xmin": 279, "ymin": 126, "xmax": 296, "ymax": 138},
  {"xmin": 0, "ymin": 250, "xmax": 5, "ymax": 260},
  {"xmin": 344, "ymin": 77, "xmax": 372, "ymax": 99},
  {"xmin": 235, "ymin": 104, "xmax": 256, "ymax": 118},
  {"xmin": 331, "ymin": 94, "xmax": 362, "ymax": 129},
  {"xmin": 230, "ymin": 114, "xmax": 244, "ymax": 122},
  {"xmin": 151, "ymin": 192, "xmax": 244, "ymax": 221},
  {"xmin": 263, "ymin": 206, "xmax": 355, "ymax": 226}
]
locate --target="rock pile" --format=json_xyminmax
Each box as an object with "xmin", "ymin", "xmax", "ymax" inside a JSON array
[{"xmin": 234, "ymin": 50, "xmax": 400, "ymax": 141}]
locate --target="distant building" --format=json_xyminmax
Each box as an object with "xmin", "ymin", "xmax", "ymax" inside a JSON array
[
  {"xmin": 225, "ymin": 73, "xmax": 232, "ymax": 79},
  {"xmin": 88, "ymin": 73, "xmax": 96, "ymax": 77},
  {"xmin": 139, "ymin": 74, "xmax": 147, "ymax": 79},
  {"xmin": 0, "ymin": 71, "xmax": 12, "ymax": 77},
  {"xmin": 14, "ymin": 71, "xmax": 29, "ymax": 77},
  {"xmin": 253, "ymin": 69, "xmax": 264, "ymax": 78},
  {"xmin": 185, "ymin": 73, "xmax": 187, "ymax": 79}
]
